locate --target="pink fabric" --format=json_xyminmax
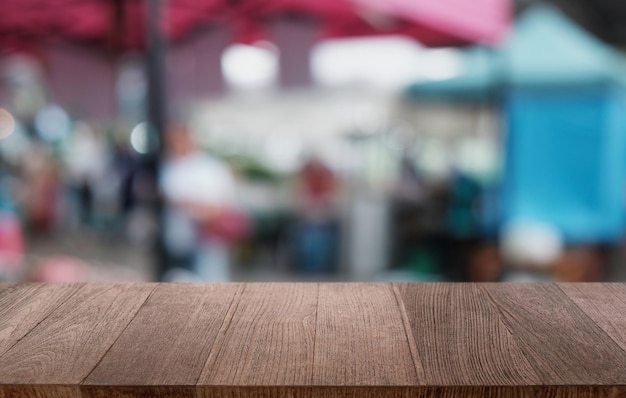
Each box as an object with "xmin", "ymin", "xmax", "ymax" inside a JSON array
[
  {"xmin": 31, "ymin": 257, "xmax": 88, "ymax": 282},
  {"xmin": 0, "ymin": 0, "xmax": 510, "ymax": 50},
  {"xmin": 348, "ymin": 0, "xmax": 510, "ymax": 45},
  {"xmin": 0, "ymin": 213, "xmax": 24, "ymax": 270}
]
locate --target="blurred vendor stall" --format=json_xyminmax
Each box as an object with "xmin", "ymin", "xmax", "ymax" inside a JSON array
[{"xmin": 407, "ymin": 5, "xmax": 626, "ymax": 280}]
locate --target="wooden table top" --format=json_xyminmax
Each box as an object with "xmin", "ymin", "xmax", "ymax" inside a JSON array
[{"xmin": 0, "ymin": 282, "xmax": 625, "ymax": 397}]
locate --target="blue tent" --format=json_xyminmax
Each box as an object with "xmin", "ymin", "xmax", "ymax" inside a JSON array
[
  {"xmin": 503, "ymin": 6, "xmax": 626, "ymax": 88},
  {"xmin": 405, "ymin": 47, "xmax": 496, "ymax": 101},
  {"xmin": 407, "ymin": 5, "xmax": 626, "ymax": 242}
]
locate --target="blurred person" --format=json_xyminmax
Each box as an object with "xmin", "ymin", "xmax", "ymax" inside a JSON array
[
  {"xmin": 0, "ymin": 197, "xmax": 24, "ymax": 281},
  {"xmin": 554, "ymin": 246, "xmax": 607, "ymax": 282},
  {"xmin": 390, "ymin": 151, "xmax": 425, "ymax": 271},
  {"xmin": 296, "ymin": 155, "xmax": 338, "ymax": 220},
  {"xmin": 18, "ymin": 143, "xmax": 61, "ymax": 233},
  {"xmin": 63, "ymin": 122, "xmax": 107, "ymax": 228},
  {"xmin": 112, "ymin": 138, "xmax": 139, "ymax": 218},
  {"xmin": 392, "ymin": 151, "xmax": 424, "ymax": 204},
  {"xmin": 446, "ymin": 172, "xmax": 481, "ymax": 239},
  {"xmin": 291, "ymin": 155, "xmax": 340, "ymax": 274},
  {"xmin": 160, "ymin": 124, "xmax": 246, "ymax": 281},
  {"xmin": 99, "ymin": 130, "xmax": 142, "ymax": 239}
]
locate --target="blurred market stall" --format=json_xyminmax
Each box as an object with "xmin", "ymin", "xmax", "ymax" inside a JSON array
[
  {"xmin": 406, "ymin": 4, "xmax": 626, "ymax": 281},
  {"xmin": 0, "ymin": 0, "xmax": 528, "ymax": 283}
]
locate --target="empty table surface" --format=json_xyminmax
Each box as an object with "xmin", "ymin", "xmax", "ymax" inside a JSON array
[{"xmin": 0, "ymin": 283, "xmax": 625, "ymax": 397}]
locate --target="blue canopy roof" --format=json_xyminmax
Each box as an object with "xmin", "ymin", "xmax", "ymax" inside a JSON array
[
  {"xmin": 406, "ymin": 4, "xmax": 626, "ymax": 99},
  {"xmin": 504, "ymin": 4, "xmax": 626, "ymax": 87},
  {"xmin": 406, "ymin": 47, "xmax": 496, "ymax": 100}
]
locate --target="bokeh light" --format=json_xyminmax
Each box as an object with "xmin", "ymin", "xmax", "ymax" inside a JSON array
[
  {"xmin": 130, "ymin": 122, "xmax": 149, "ymax": 154},
  {"xmin": 221, "ymin": 42, "xmax": 279, "ymax": 90},
  {"xmin": 0, "ymin": 108, "xmax": 16, "ymax": 140},
  {"xmin": 35, "ymin": 104, "xmax": 71, "ymax": 142}
]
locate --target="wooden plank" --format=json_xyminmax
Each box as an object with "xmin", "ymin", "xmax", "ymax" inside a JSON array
[
  {"xmin": 83, "ymin": 283, "xmax": 240, "ymax": 398},
  {"xmin": 194, "ymin": 385, "xmax": 626, "ymax": 398},
  {"xmin": 559, "ymin": 283, "xmax": 626, "ymax": 353},
  {"xmin": 312, "ymin": 283, "xmax": 421, "ymax": 386},
  {"xmin": 0, "ymin": 283, "xmax": 84, "ymax": 358},
  {"xmin": 1, "ymin": 282, "xmax": 626, "ymax": 397},
  {"xmin": 81, "ymin": 385, "xmax": 193, "ymax": 398},
  {"xmin": 6, "ymin": 385, "xmax": 625, "ymax": 398},
  {"xmin": 0, "ymin": 385, "xmax": 79, "ymax": 398},
  {"xmin": 0, "ymin": 283, "xmax": 154, "ymax": 397},
  {"xmin": 481, "ymin": 283, "xmax": 626, "ymax": 385},
  {"xmin": 197, "ymin": 283, "xmax": 318, "ymax": 394},
  {"xmin": 395, "ymin": 283, "xmax": 541, "ymax": 386}
]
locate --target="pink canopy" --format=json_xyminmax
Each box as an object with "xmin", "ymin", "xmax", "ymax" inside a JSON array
[
  {"xmin": 0, "ymin": 0, "xmax": 510, "ymax": 51},
  {"xmin": 348, "ymin": 0, "xmax": 510, "ymax": 46}
]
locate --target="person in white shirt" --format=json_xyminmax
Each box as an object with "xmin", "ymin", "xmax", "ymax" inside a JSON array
[{"xmin": 160, "ymin": 124, "xmax": 237, "ymax": 281}]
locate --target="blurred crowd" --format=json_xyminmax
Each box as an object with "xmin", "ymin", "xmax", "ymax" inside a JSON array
[
  {"xmin": 1, "ymin": 3, "xmax": 626, "ymax": 283},
  {"xmin": 0, "ymin": 106, "xmax": 602, "ymax": 284},
  {"xmin": 0, "ymin": 105, "xmax": 619, "ymax": 283}
]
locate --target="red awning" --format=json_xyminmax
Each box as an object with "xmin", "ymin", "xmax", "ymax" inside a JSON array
[{"xmin": 0, "ymin": 0, "xmax": 510, "ymax": 51}]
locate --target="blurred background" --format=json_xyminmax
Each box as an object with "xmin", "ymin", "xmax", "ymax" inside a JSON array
[{"xmin": 1, "ymin": 0, "xmax": 626, "ymax": 283}]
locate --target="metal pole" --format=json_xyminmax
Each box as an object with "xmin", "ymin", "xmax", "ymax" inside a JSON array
[{"xmin": 146, "ymin": 0, "xmax": 167, "ymax": 280}]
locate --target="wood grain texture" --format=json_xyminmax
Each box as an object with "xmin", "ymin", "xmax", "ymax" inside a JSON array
[
  {"xmin": 559, "ymin": 283, "xmax": 626, "ymax": 353},
  {"xmin": 1, "ymin": 283, "xmax": 626, "ymax": 398},
  {"xmin": 7, "ymin": 385, "xmax": 624, "ymax": 398},
  {"xmin": 0, "ymin": 283, "xmax": 84, "ymax": 358},
  {"xmin": 481, "ymin": 283, "xmax": 626, "ymax": 385},
  {"xmin": 197, "ymin": 283, "xmax": 318, "ymax": 391},
  {"xmin": 0, "ymin": 385, "xmax": 80, "ymax": 398},
  {"xmin": 192, "ymin": 385, "xmax": 626, "ymax": 397},
  {"xmin": 395, "ymin": 283, "xmax": 541, "ymax": 386},
  {"xmin": 81, "ymin": 385, "xmax": 193, "ymax": 398},
  {"xmin": 83, "ymin": 283, "xmax": 240, "ymax": 397},
  {"xmin": 312, "ymin": 283, "xmax": 421, "ymax": 386},
  {"xmin": 0, "ymin": 283, "xmax": 155, "ymax": 396}
]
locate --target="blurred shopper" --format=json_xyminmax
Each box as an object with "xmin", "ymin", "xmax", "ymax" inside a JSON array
[
  {"xmin": 0, "ymin": 198, "xmax": 24, "ymax": 282},
  {"xmin": 390, "ymin": 152, "xmax": 426, "ymax": 272},
  {"xmin": 19, "ymin": 143, "xmax": 60, "ymax": 233},
  {"xmin": 554, "ymin": 246, "xmax": 606, "ymax": 282},
  {"xmin": 113, "ymin": 139, "xmax": 139, "ymax": 217},
  {"xmin": 291, "ymin": 155, "xmax": 339, "ymax": 275},
  {"xmin": 160, "ymin": 124, "xmax": 246, "ymax": 281},
  {"xmin": 102, "ymin": 132, "xmax": 142, "ymax": 239},
  {"xmin": 393, "ymin": 152, "xmax": 424, "ymax": 204},
  {"xmin": 63, "ymin": 122, "xmax": 107, "ymax": 228}
]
